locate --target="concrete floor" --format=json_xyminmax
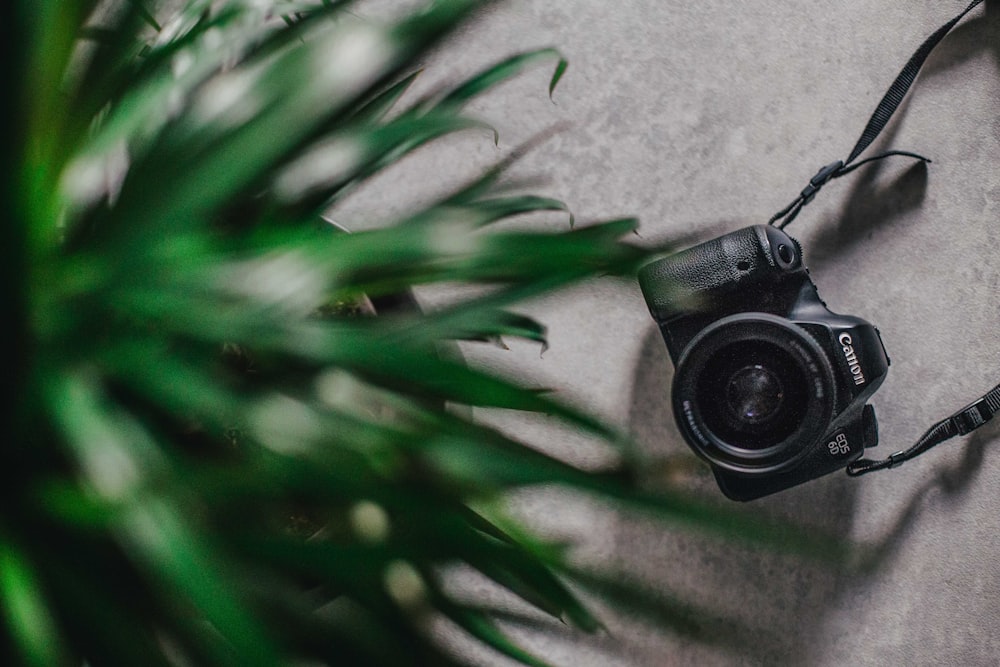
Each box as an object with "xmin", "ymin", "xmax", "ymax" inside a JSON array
[{"xmin": 346, "ymin": 1, "xmax": 1000, "ymax": 664}]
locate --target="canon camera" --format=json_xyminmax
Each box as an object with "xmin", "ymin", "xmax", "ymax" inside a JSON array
[{"xmin": 638, "ymin": 225, "xmax": 890, "ymax": 500}]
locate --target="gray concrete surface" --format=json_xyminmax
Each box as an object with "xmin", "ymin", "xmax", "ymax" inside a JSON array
[{"xmin": 344, "ymin": 1, "xmax": 1000, "ymax": 664}]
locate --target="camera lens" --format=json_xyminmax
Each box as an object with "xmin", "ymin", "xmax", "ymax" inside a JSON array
[
  {"xmin": 672, "ymin": 314, "xmax": 835, "ymax": 474},
  {"xmin": 726, "ymin": 364, "xmax": 783, "ymax": 423}
]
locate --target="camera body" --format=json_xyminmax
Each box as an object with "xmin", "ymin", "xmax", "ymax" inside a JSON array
[{"xmin": 638, "ymin": 225, "xmax": 889, "ymax": 500}]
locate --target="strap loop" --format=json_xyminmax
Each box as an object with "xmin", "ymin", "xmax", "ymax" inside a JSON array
[
  {"xmin": 800, "ymin": 160, "xmax": 844, "ymax": 204},
  {"xmin": 887, "ymin": 451, "xmax": 907, "ymax": 469}
]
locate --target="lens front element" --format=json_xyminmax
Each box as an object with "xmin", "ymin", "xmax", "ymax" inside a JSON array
[{"xmin": 727, "ymin": 365, "xmax": 783, "ymax": 423}]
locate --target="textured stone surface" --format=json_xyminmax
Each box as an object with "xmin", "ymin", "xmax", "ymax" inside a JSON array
[{"xmin": 345, "ymin": 1, "xmax": 1000, "ymax": 664}]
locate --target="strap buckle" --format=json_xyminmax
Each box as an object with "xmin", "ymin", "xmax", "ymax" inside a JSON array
[
  {"xmin": 951, "ymin": 396, "xmax": 996, "ymax": 436},
  {"xmin": 886, "ymin": 450, "xmax": 907, "ymax": 469},
  {"xmin": 799, "ymin": 160, "xmax": 844, "ymax": 204}
]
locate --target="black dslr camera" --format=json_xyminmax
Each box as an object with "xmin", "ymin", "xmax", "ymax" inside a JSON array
[{"xmin": 638, "ymin": 225, "xmax": 890, "ymax": 500}]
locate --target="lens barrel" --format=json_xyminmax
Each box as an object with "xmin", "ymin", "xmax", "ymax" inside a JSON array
[{"xmin": 672, "ymin": 314, "xmax": 836, "ymax": 474}]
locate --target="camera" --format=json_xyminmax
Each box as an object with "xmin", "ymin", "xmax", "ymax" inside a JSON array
[{"xmin": 638, "ymin": 225, "xmax": 889, "ymax": 500}]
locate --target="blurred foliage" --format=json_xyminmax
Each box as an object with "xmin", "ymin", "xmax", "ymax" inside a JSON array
[{"xmin": 1, "ymin": 1, "xmax": 844, "ymax": 665}]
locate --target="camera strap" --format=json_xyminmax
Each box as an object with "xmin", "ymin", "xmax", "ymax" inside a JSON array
[
  {"xmin": 767, "ymin": 0, "xmax": 983, "ymax": 230},
  {"xmin": 848, "ymin": 384, "xmax": 1000, "ymax": 476},
  {"xmin": 766, "ymin": 0, "xmax": 996, "ymax": 476}
]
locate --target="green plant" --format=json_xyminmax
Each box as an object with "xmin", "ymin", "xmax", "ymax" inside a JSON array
[{"xmin": 2, "ymin": 1, "xmax": 839, "ymax": 665}]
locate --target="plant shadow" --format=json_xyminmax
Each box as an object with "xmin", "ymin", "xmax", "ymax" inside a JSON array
[{"xmin": 614, "ymin": 325, "xmax": 861, "ymax": 664}]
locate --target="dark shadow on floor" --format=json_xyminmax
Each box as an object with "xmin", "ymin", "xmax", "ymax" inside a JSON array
[
  {"xmin": 608, "ymin": 7, "xmax": 1000, "ymax": 661},
  {"xmin": 613, "ymin": 324, "xmax": 859, "ymax": 664},
  {"xmin": 617, "ymin": 317, "xmax": 997, "ymax": 665},
  {"xmin": 783, "ymin": 0, "xmax": 998, "ymax": 273}
]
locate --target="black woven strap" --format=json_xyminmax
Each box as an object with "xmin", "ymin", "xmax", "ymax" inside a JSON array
[
  {"xmin": 769, "ymin": 0, "xmax": 984, "ymax": 230},
  {"xmin": 847, "ymin": 383, "xmax": 1000, "ymax": 476}
]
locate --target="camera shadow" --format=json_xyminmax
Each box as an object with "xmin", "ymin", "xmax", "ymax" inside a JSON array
[
  {"xmin": 605, "ymin": 6, "xmax": 1000, "ymax": 663},
  {"xmin": 805, "ymin": 158, "xmax": 928, "ymax": 273},
  {"xmin": 608, "ymin": 324, "xmax": 860, "ymax": 664},
  {"xmin": 616, "ymin": 305, "xmax": 997, "ymax": 664}
]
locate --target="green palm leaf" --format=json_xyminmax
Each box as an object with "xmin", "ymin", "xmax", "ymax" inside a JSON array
[{"xmin": 2, "ymin": 1, "xmax": 843, "ymax": 665}]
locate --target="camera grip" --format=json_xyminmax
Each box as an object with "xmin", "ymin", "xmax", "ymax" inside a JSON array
[{"xmin": 639, "ymin": 225, "xmax": 795, "ymax": 323}]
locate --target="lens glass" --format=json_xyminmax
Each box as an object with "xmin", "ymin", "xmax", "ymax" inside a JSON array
[
  {"xmin": 726, "ymin": 365, "xmax": 783, "ymax": 423},
  {"xmin": 695, "ymin": 340, "xmax": 809, "ymax": 449}
]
